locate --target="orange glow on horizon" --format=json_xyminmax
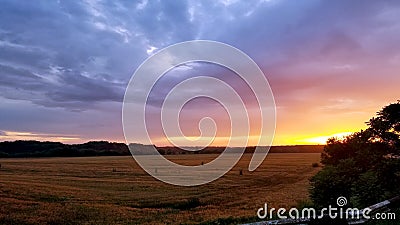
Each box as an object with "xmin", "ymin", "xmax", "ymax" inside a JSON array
[{"xmin": 0, "ymin": 130, "xmax": 81, "ymax": 144}]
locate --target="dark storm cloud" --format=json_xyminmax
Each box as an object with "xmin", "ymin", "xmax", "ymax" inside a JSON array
[
  {"xmin": 0, "ymin": 2, "xmax": 132, "ymax": 109},
  {"xmin": 0, "ymin": 63, "xmax": 124, "ymax": 109},
  {"xmin": 44, "ymin": 71, "xmax": 124, "ymax": 106},
  {"xmin": 0, "ymin": 64, "xmax": 44, "ymax": 88},
  {"xmin": 0, "ymin": 0, "xmax": 204, "ymax": 110}
]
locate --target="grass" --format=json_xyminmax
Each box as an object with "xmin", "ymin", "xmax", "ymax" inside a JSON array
[{"xmin": 0, "ymin": 153, "xmax": 321, "ymax": 224}]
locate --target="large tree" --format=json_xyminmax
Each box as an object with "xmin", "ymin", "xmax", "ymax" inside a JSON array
[{"xmin": 310, "ymin": 101, "xmax": 400, "ymax": 208}]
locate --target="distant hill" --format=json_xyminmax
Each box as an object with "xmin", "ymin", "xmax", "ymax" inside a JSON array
[{"xmin": 0, "ymin": 140, "xmax": 324, "ymax": 158}]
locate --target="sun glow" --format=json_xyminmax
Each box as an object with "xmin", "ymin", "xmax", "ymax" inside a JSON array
[{"xmin": 299, "ymin": 132, "xmax": 353, "ymax": 145}]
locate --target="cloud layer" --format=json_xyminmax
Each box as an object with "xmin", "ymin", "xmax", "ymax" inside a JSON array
[{"xmin": 0, "ymin": 0, "xmax": 399, "ymax": 144}]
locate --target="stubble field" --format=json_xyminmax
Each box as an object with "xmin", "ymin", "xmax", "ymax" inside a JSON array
[{"xmin": 0, "ymin": 153, "xmax": 321, "ymax": 224}]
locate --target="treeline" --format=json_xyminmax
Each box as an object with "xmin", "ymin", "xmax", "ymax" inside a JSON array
[
  {"xmin": 156, "ymin": 145, "xmax": 324, "ymax": 155},
  {"xmin": 0, "ymin": 140, "xmax": 130, "ymax": 158},
  {"xmin": 0, "ymin": 140, "xmax": 324, "ymax": 158}
]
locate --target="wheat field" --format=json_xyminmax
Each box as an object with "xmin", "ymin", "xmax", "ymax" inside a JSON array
[{"xmin": 0, "ymin": 153, "xmax": 321, "ymax": 224}]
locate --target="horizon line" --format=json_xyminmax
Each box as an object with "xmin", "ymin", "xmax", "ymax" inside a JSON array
[{"xmin": 0, "ymin": 139, "xmax": 326, "ymax": 147}]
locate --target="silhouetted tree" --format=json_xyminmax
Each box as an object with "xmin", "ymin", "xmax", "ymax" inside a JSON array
[{"xmin": 310, "ymin": 101, "xmax": 400, "ymax": 208}]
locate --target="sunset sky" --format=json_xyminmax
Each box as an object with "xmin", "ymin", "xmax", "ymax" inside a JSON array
[{"xmin": 0, "ymin": 0, "xmax": 399, "ymax": 146}]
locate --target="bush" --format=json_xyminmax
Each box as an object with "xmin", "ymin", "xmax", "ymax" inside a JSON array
[{"xmin": 311, "ymin": 162, "xmax": 319, "ymax": 167}]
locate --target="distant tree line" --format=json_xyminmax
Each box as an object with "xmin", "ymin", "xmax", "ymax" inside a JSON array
[
  {"xmin": 155, "ymin": 145, "xmax": 323, "ymax": 155},
  {"xmin": 0, "ymin": 140, "xmax": 324, "ymax": 158},
  {"xmin": 0, "ymin": 141, "xmax": 130, "ymax": 158}
]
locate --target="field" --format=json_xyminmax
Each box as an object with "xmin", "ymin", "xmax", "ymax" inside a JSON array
[{"xmin": 0, "ymin": 153, "xmax": 321, "ymax": 224}]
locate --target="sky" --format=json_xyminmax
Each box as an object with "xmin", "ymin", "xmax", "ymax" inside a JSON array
[{"xmin": 0, "ymin": 0, "xmax": 399, "ymax": 146}]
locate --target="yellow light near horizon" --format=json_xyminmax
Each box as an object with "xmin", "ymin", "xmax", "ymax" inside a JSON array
[
  {"xmin": 153, "ymin": 135, "xmax": 272, "ymax": 147},
  {"xmin": 300, "ymin": 132, "xmax": 353, "ymax": 145}
]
